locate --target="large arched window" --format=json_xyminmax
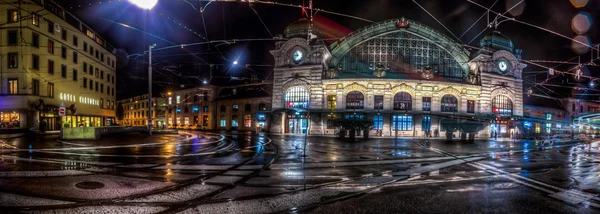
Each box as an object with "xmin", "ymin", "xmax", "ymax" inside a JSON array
[
  {"xmin": 346, "ymin": 91, "xmax": 364, "ymax": 109},
  {"xmin": 393, "ymin": 92, "xmax": 412, "ymax": 110},
  {"xmin": 492, "ymin": 95, "xmax": 513, "ymax": 116},
  {"xmin": 441, "ymin": 95, "xmax": 458, "ymax": 112},
  {"xmin": 284, "ymin": 86, "xmax": 309, "ymax": 108}
]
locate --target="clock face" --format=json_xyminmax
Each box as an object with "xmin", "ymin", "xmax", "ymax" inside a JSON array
[
  {"xmin": 292, "ymin": 50, "xmax": 303, "ymax": 64},
  {"xmin": 497, "ymin": 59, "xmax": 509, "ymax": 73}
]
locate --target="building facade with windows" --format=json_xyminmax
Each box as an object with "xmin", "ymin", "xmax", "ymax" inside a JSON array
[
  {"xmin": 165, "ymin": 86, "xmax": 216, "ymax": 130},
  {"xmin": 0, "ymin": 0, "xmax": 117, "ymax": 131},
  {"xmin": 270, "ymin": 18, "xmax": 526, "ymax": 138},
  {"xmin": 215, "ymin": 84, "xmax": 271, "ymax": 132},
  {"xmin": 117, "ymin": 94, "xmax": 166, "ymax": 128}
]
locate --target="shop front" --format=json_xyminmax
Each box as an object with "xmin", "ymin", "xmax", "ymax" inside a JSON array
[
  {"xmin": 0, "ymin": 111, "xmax": 21, "ymax": 129},
  {"xmin": 61, "ymin": 115, "xmax": 104, "ymax": 128}
]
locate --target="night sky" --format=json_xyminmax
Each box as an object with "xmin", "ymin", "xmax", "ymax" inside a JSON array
[{"xmin": 53, "ymin": 0, "xmax": 599, "ymax": 103}]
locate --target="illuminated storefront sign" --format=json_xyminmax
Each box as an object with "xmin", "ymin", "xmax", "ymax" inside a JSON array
[{"xmin": 60, "ymin": 93, "xmax": 100, "ymax": 106}]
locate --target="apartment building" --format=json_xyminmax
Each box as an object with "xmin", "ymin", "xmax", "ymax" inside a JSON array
[
  {"xmin": 0, "ymin": 0, "xmax": 117, "ymax": 131},
  {"xmin": 165, "ymin": 86, "xmax": 217, "ymax": 130},
  {"xmin": 117, "ymin": 94, "xmax": 167, "ymax": 128}
]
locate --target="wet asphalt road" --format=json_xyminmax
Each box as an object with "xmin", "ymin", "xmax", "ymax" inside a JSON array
[{"xmin": 0, "ymin": 131, "xmax": 598, "ymax": 213}]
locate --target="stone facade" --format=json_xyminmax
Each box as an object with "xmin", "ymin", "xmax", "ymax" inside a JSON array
[{"xmin": 270, "ymin": 18, "xmax": 526, "ymax": 139}]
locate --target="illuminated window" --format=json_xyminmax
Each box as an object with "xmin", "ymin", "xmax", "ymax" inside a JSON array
[
  {"xmin": 534, "ymin": 123, "xmax": 541, "ymax": 134},
  {"xmin": 422, "ymin": 115, "xmax": 431, "ymax": 131},
  {"xmin": 184, "ymin": 117, "xmax": 189, "ymax": 125},
  {"xmin": 492, "ymin": 95, "xmax": 513, "ymax": 116},
  {"xmin": 220, "ymin": 115, "xmax": 226, "ymax": 127},
  {"xmin": 176, "ymin": 117, "xmax": 181, "ymax": 125},
  {"xmin": 232, "ymin": 104, "xmax": 239, "ymax": 111},
  {"xmin": 244, "ymin": 114, "xmax": 252, "ymax": 127},
  {"xmin": 327, "ymin": 95, "xmax": 337, "ymax": 110},
  {"xmin": 168, "ymin": 118, "xmax": 173, "ymax": 125},
  {"xmin": 441, "ymin": 95, "xmax": 458, "ymax": 112},
  {"xmin": 545, "ymin": 123, "xmax": 551, "ymax": 134},
  {"xmin": 192, "ymin": 106, "xmax": 199, "ymax": 113},
  {"xmin": 86, "ymin": 29, "xmax": 94, "ymax": 39},
  {"xmin": 374, "ymin": 115, "xmax": 383, "ymax": 130},
  {"xmin": 346, "ymin": 91, "xmax": 364, "ymax": 109},
  {"xmin": 422, "ymin": 97, "xmax": 431, "ymax": 111},
  {"xmin": 467, "ymin": 100, "xmax": 475, "ymax": 113},
  {"xmin": 8, "ymin": 79, "xmax": 17, "ymax": 95},
  {"xmin": 231, "ymin": 115, "xmax": 238, "ymax": 127},
  {"xmin": 47, "ymin": 82, "xmax": 54, "ymax": 98},
  {"xmin": 7, "ymin": 10, "xmax": 18, "ymax": 23},
  {"xmin": 176, "ymin": 96, "xmax": 180, "ymax": 103},
  {"xmin": 168, "ymin": 97, "xmax": 172, "ymax": 105},
  {"xmin": 203, "ymin": 106, "xmax": 209, "ymax": 112},
  {"xmin": 284, "ymin": 86, "xmax": 309, "ymax": 108},
  {"xmin": 32, "ymin": 13, "xmax": 38, "ymax": 26},
  {"xmin": 393, "ymin": 92, "xmax": 412, "ymax": 110},
  {"xmin": 545, "ymin": 113, "xmax": 552, "ymax": 120},
  {"xmin": 392, "ymin": 115, "xmax": 412, "ymax": 131}
]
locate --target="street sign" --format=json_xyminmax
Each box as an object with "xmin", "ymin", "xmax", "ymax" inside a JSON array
[{"xmin": 59, "ymin": 107, "xmax": 66, "ymax": 116}]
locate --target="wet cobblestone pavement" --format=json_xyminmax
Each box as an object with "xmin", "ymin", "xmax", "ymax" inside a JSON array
[{"xmin": 0, "ymin": 132, "xmax": 598, "ymax": 213}]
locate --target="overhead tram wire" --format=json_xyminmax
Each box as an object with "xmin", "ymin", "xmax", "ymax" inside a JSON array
[
  {"xmin": 248, "ymin": 3, "xmax": 274, "ymax": 38},
  {"xmin": 467, "ymin": 0, "xmax": 598, "ymax": 52},
  {"xmin": 412, "ymin": 0, "xmax": 461, "ymax": 41},
  {"xmin": 459, "ymin": 0, "xmax": 499, "ymax": 39}
]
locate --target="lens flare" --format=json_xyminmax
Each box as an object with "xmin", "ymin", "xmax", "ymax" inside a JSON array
[
  {"xmin": 571, "ymin": 12, "xmax": 592, "ymax": 34},
  {"xmin": 570, "ymin": 0, "xmax": 589, "ymax": 8},
  {"xmin": 128, "ymin": 0, "xmax": 158, "ymax": 10},
  {"xmin": 571, "ymin": 35, "xmax": 591, "ymax": 54},
  {"xmin": 505, "ymin": 0, "xmax": 526, "ymax": 17}
]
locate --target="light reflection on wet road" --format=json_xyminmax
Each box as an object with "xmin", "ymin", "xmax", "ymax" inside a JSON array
[{"xmin": 0, "ymin": 132, "xmax": 598, "ymax": 213}]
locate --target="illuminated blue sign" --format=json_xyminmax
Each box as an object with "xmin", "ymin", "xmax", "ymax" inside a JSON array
[{"xmin": 523, "ymin": 121, "xmax": 532, "ymax": 128}]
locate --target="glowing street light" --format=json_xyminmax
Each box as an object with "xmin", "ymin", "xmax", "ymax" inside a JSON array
[
  {"xmin": 233, "ymin": 60, "xmax": 239, "ymax": 65},
  {"xmin": 128, "ymin": 0, "xmax": 158, "ymax": 10}
]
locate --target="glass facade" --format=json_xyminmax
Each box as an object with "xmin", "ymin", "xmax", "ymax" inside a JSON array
[
  {"xmin": 492, "ymin": 95, "xmax": 513, "ymax": 116},
  {"xmin": 333, "ymin": 31, "xmax": 467, "ymax": 83},
  {"xmin": 284, "ymin": 86, "xmax": 309, "ymax": 108}
]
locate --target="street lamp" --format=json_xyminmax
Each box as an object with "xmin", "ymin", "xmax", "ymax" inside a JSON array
[
  {"xmin": 148, "ymin": 43, "xmax": 156, "ymax": 135},
  {"xmin": 128, "ymin": 0, "xmax": 158, "ymax": 9}
]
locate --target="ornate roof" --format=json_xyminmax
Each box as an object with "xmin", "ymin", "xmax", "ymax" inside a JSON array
[{"xmin": 479, "ymin": 31, "xmax": 514, "ymax": 53}]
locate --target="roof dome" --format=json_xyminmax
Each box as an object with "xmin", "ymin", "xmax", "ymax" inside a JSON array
[
  {"xmin": 284, "ymin": 18, "xmax": 310, "ymax": 38},
  {"xmin": 479, "ymin": 31, "xmax": 514, "ymax": 53}
]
